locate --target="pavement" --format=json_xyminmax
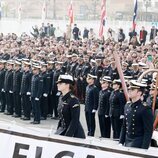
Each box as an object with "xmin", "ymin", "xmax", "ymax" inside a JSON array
[{"xmin": 0, "ymin": 104, "xmax": 101, "ymax": 138}]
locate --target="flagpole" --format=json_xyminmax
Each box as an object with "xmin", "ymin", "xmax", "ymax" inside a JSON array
[
  {"xmin": 132, "ymin": 0, "xmax": 138, "ymax": 31},
  {"xmin": 18, "ymin": 0, "xmax": 22, "ymax": 23},
  {"xmin": 0, "ymin": 0, "xmax": 2, "ymax": 20}
]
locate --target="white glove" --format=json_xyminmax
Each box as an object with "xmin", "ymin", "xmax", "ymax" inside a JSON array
[
  {"xmin": 26, "ymin": 92, "xmax": 31, "ymax": 95},
  {"xmin": 118, "ymin": 143, "xmax": 123, "ymax": 146},
  {"xmin": 35, "ymin": 98, "xmax": 39, "ymax": 101},
  {"xmin": 120, "ymin": 115, "xmax": 124, "ymax": 119},
  {"xmin": 9, "ymin": 90, "xmax": 13, "ymax": 93},
  {"xmin": 92, "ymin": 109, "xmax": 97, "ymax": 113},
  {"xmin": 43, "ymin": 93, "xmax": 48, "ymax": 97},
  {"xmin": 105, "ymin": 115, "xmax": 109, "ymax": 118},
  {"xmin": 1, "ymin": 89, "xmax": 5, "ymax": 92}
]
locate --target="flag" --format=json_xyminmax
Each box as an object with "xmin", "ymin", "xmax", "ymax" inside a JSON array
[
  {"xmin": 68, "ymin": 1, "xmax": 74, "ymax": 25},
  {"xmin": 18, "ymin": 1, "xmax": 22, "ymax": 22},
  {"xmin": 132, "ymin": 0, "xmax": 138, "ymax": 30},
  {"xmin": 41, "ymin": 0, "xmax": 46, "ymax": 22},
  {"xmin": 99, "ymin": 0, "xmax": 106, "ymax": 37},
  {"xmin": 0, "ymin": 0, "xmax": 1, "ymax": 20}
]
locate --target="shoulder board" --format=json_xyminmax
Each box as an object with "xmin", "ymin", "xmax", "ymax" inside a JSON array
[
  {"xmin": 70, "ymin": 94, "xmax": 76, "ymax": 98},
  {"xmin": 143, "ymin": 102, "xmax": 147, "ymax": 106},
  {"xmin": 72, "ymin": 104, "xmax": 80, "ymax": 108}
]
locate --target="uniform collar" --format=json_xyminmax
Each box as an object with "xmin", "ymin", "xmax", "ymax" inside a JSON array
[
  {"xmin": 62, "ymin": 91, "xmax": 71, "ymax": 101},
  {"xmin": 131, "ymin": 99, "xmax": 142, "ymax": 107}
]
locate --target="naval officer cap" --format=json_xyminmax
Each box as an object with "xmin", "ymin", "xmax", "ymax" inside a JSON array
[
  {"xmin": 100, "ymin": 76, "xmax": 112, "ymax": 83},
  {"xmin": 56, "ymin": 74, "xmax": 74, "ymax": 85},
  {"xmin": 128, "ymin": 80, "xmax": 147, "ymax": 91},
  {"xmin": 113, "ymin": 79, "xmax": 122, "ymax": 85},
  {"xmin": 0, "ymin": 60, "xmax": 6, "ymax": 64},
  {"xmin": 87, "ymin": 73, "xmax": 97, "ymax": 79}
]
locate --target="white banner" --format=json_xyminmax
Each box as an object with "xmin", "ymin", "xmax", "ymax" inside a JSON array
[{"xmin": 0, "ymin": 122, "xmax": 158, "ymax": 158}]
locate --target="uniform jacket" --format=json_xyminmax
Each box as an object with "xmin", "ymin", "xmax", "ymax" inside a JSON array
[
  {"xmin": 4, "ymin": 70, "xmax": 13, "ymax": 92},
  {"xmin": 13, "ymin": 69, "xmax": 22, "ymax": 93},
  {"xmin": 20, "ymin": 71, "xmax": 32, "ymax": 94},
  {"xmin": 56, "ymin": 92, "xmax": 85, "ymax": 138},
  {"xmin": 41, "ymin": 71, "xmax": 51, "ymax": 95},
  {"xmin": 119, "ymin": 100, "xmax": 153, "ymax": 149},
  {"xmin": 109, "ymin": 90, "xmax": 126, "ymax": 117},
  {"xmin": 98, "ymin": 89, "xmax": 111, "ymax": 116},
  {"xmin": 0, "ymin": 68, "xmax": 6, "ymax": 91},
  {"xmin": 85, "ymin": 84, "xmax": 99, "ymax": 112},
  {"xmin": 31, "ymin": 74, "xmax": 43, "ymax": 98}
]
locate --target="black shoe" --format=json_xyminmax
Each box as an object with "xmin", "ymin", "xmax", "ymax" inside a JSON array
[
  {"xmin": 0, "ymin": 110, "xmax": 4, "ymax": 113},
  {"xmin": 30, "ymin": 121, "xmax": 40, "ymax": 124},
  {"xmin": 41, "ymin": 117, "xmax": 47, "ymax": 120},
  {"xmin": 4, "ymin": 112, "xmax": 12, "ymax": 115},
  {"xmin": 51, "ymin": 116, "xmax": 59, "ymax": 120},
  {"xmin": 14, "ymin": 115, "xmax": 21, "ymax": 118},
  {"xmin": 22, "ymin": 117, "xmax": 30, "ymax": 120}
]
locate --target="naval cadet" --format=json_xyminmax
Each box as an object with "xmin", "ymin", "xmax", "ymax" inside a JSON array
[
  {"xmin": 98, "ymin": 76, "xmax": 112, "ymax": 138},
  {"xmin": 40, "ymin": 62, "xmax": 51, "ymax": 120},
  {"xmin": 55, "ymin": 74, "xmax": 85, "ymax": 139},
  {"xmin": 20, "ymin": 61, "xmax": 32, "ymax": 120},
  {"xmin": 30, "ymin": 65, "xmax": 43, "ymax": 124},
  {"xmin": 0, "ymin": 60, "xmax": 6, "ymax": 112},
  {"xmin": 109, "ymin": 79, "xmax": 126, "ymax": 140},
  {"xmin": 4, "ymin": 60, "xmax": 14, "ymax": 115},
  {"xmin": 119, "ymin": 80, "xmax": 154, "ymax": 149},
  {"xmin": 85, "ymin": 74, "xmax": 99, "ymax": 136},
  {"xmin": 12, "ymin": 61, "xmax": 22, "ymax": 117}
]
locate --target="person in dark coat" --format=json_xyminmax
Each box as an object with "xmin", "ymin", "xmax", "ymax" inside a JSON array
[
  {"xmin": 55, "ymin": 74, "xmax": 85, "ymax": 139},
  {"xmin": 12, "ymin": 61, "xmax": 22, "ymax": 117},
  {"xmin": 85, "ymin": 74, "xmax": 99, "ymax": 136},
  {"xmin": 150, "ymin": 26, "xmax": 158, "ymax": 41},
  {"xmin": 40, "ymin": 63, "xmax": 51, "ymax": 120},
  {"xmin": 72, "ymin": 24, "xmax": 80, "ymax": 40},
  {"xmin": 109, "ymin": 79, "xmax": 126, "ymax": 140},
  {"xmin": 30, "ymin": 65, "xmax": 43, "ymax": 124},
  {"xmin": 98, "ymin": 76, "xmax": 111, "ymax": 138},
  {"xmin": 139, "ymin": 26, "xmax": 148, "ymax": 45},
  {"xmin": 0, "ymin": 60, "xmax": 6, "ymax": 112},
  {"xmin": 119, "ymin": 80, "xmax": 153, "ymax": 149},
  {"xmin": 4, "ymin": 60, "xmax": 14, "ymax": 115},
  {"xmin": 20, "ymin": 61, "xmax": 32, "ymax": 120}
]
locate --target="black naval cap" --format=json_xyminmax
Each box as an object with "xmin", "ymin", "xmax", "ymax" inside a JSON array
[{"xmin": 56, "ymin": 74, "xmax": 74, "ymax": 85}]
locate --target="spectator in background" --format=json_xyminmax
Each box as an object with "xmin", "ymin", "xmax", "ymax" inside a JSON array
[
  {"xmin": 72, "ymin": 24, "xmax": 80, "ymax": 40},
  {"xmin": 83, "ymin": 27, "xmax": 89, "ymax": 39},
  {"xmin": 118, "ymin": 28, "xmax": 125, "ymax": 43},
  {"xmin": 139, "ymin": 26, "xmax": 147, "ymax": 45},
  {"xmin": 150, "ymin": 26, "xmax": 158, "ymax": 41}
]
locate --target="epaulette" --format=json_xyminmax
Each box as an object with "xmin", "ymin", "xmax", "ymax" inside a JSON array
[
  {"xmin": 70, "ymin": 94, "xmax": 76, "ymax": 98},
  {"xmin": 143, "ymin": 102, "xmax": 147, "ymax": 106},
  {"xmin": 72, "ymin": 104, "xmax": 80, "ymax": 108}
]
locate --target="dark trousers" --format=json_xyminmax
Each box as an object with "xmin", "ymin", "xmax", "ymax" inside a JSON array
[
  {"xmin": 98, "ymin": 115, "xmax": 111, "ymax": 138},
  {"xmin": 48, "ymin": 93, "xmax": 53, "ymax": 115},
  {"xmin": 13, "ymin": 92, "xmax": 21, "ymax": 116},
  {"xmin": 5, "ymin": 92, "xmax": 13, "ymax": 114},
  {"xmin": 111, "ymin": 116, "xmax": 123, "ymax": 139},
  {"xmin": 40, "ymin": 96, "xmax": 48, "ymax": 118},
  {"xmin": 31, "ymin": 98, "xmax": 41, "ymax": 122},
  {"xmin": 85, "ymin": 112, "xmax": 95, "ymax": 136},
  {"xmin": 52, "ymin": 92, "xmax": 59, "ymax": 117},
  {"xmin": 0, "ymin": 91, "xmax": 6, "ymax": 112},
  {"xmin": 21, "ymin": 94, "xmax": 31, "ymax": 118}
]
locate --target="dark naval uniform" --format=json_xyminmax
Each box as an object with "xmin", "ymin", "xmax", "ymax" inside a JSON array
[
  {"xmin": 55, "ymin": 92, "xmax": 85, "ymax": 138},
  {"xmin": 40, "ymin": 71, "xmax": 51, "ymax": 119},
  {"xmin": 109, "ymin": 90, "xmax": 126, "ymax": 139},
  {"xmin": 31, "ymin": 74, "xmax": 43, "ymax": 123},
  {"xmin": 13, "ymin": 69, "xmax": 22, "ymax": 117},
  {"xmin": 20, "ymin": 71, "xmax": 32, "ymax": 120},
  {"xmin": 4, "ymin": 69, "xmax": 13, "ymax": 115},
  {"xmin": 85, "ymin": 84, "xmax": 99, "ymax": 136},
  {"xmin": 0, "ymin": 68, "xmax": 6, "ymax": 112},
  {"xmin": 119, "ymin": 100, "xmax": 153, "ymax": 149},
  {"xmin": 98, "ymin": 88, "xmax": 111, "ymax": 138}
]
